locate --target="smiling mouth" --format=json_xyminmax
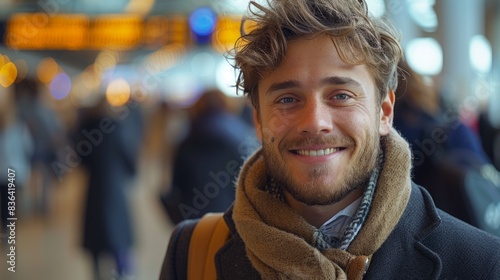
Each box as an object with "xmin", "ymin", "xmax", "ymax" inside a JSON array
[{"xmin": 293, "ymin": 148, "xmax": 343, "ymax": 156}]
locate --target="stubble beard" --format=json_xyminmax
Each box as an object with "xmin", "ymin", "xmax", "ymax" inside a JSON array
[{"xmin": 262, "ymin": 133, "xmax": 382, "ymax": 206}]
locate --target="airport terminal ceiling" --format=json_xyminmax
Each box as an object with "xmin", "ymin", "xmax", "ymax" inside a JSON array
[
  {"xmin": 0, "ymin": 0, "xmax": 499, "ymax": 105},
  {"xmin": 1, "ymin": 0, "xmax": 499, "ymax": 64}
]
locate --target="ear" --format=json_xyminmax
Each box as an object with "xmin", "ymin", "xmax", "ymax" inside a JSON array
[
  {"xmin": 253, "ymin": 107, "xmax": 262, "ymax": 141},
  {"xmin": 378, "ymin": 90, "xmax": 395, "ymax": 136}
]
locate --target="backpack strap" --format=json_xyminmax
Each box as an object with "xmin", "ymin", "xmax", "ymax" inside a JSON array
[{"xmin": 188, "ymin": 212, "xmax": 230, "ymax": 280}]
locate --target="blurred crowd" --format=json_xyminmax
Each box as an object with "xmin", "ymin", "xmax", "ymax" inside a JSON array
[{"xmin": 0, "ymin": 79, "xmax": 258, "ymax": 279}]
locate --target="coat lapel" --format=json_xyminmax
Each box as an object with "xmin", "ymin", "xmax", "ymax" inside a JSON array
[
  {"xmin": 365, "ymin": 183, "xmax": 443, "ymax": 279},
  {"xmin": 215, "ymin": 207, "xmax": 261, "ymax": 280}
]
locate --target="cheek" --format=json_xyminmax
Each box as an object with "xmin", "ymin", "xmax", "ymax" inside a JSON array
[
  {"xmin": 337, "ymin": 113, "xmax": 378, "ymax": 139},
  {"xmin": 336, "ymin": 111, "xmax": 364, "ymax": 128},
  {"xmin": 262, "ymin": 113, "xmax": 295, "ymax": 139}
]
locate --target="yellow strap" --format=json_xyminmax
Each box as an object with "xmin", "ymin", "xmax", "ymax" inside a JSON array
[{"xmin": 188, "ymin": 213, "xmax": 230, "ymax": 280}]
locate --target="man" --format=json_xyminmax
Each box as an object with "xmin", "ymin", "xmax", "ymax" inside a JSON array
[{"xmin": 161, "ymin": 0, "xmax": 500, "ymax": 279}]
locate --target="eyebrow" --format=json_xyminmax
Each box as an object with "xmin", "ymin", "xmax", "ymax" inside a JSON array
[
  {"xmin": 266, "ymin": 76, "xmax": 363, "ymax": 95},
  {"xmin": 320, "ymin": 76, "xmax": 363, "ymax": 89},
  {"xmin": 266, "ymin": 80, "xmax": 301, "ymax": 94}
]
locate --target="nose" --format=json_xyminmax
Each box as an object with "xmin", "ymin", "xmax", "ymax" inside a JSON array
[{"xmin": 296, "ymin": 98, "xmax": 333, "ymax": 135}]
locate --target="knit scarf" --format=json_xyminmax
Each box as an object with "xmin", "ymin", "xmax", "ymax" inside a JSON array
[{"xmin": 232, "ymin": 129, "xmax": 412, "ymax": 280}]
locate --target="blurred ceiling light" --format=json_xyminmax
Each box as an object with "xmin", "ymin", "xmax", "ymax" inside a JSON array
[
  {"xmin": 470, "ymin": 34, "xmax": 492, "ymax": 74},
  {"xmin": 189, "ymin": 7, "xmax": 217, "ymax": 44},
  {"xmin": 106, "ymin": 78, "xmax": 131, "ymax": 107},
  {"xmin": 37, "ymin": 57, "xmax": 60, "ymax": 84},
  {"xmin": 406, "ymin": 37, "xmax": 443, "ymax": 76},
  {"xmin": 89, "ymin": 15, "xmax": 142, "ymax": 50},
  {"xmin": 125, "ymin": 0, "xmax": 155, "ymax": 15},
  {"xmin": 407, "ymin": 0, "xmax": 438, "ymax": 32},
  {"xmin": 0, "ymin": 62, "xmax": 17, "ymax": 88},
  {"xmin": 50, "ymin": 72, "xmax": 72, "ymax": 100},
  {"xmin": 366, "ymin": 0, "xmax": 386, "ymax": 17},
  {"xmin": 212, "ymin": 16, "xmax": 242, "ymax": 53},
  {"xmin": 216, "ymin": 59, "xmax": 238, "ymax": 97}
]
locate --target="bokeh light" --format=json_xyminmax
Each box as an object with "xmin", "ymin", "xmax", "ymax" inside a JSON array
[
  {"xmin": 189, "ymin": 7, "xmax": 217, "ymax": 44},
  {"xmin": 106, "ymin": 78, "xmax": 131, "ymax": 107},
  {"xmin": 408, "ymin": 0, "xmax": 438, "ymax": 32},
  {"xmin": 0, "ymin": 62, "xmax": 18, "ymax": 88},
  {"xmin": 212, "ymin": 16, "xmax": 242, "ymax": 53},
  {"xmin": 37, "ymin": 57, "xmax": 60, "ymax": 84},
  {"xmin": 470, "ymin": 34, "xmax": 492, "ymax": 74},
  {"xmin": 50, "ymin": 72, "xmax": 72, "ymax": 100},
  {"xmin": 406, "ymin": 37, "xmax": 443, "ymax": 76},
  {"xmin": 216, "ymin": 59, "xmax": 238, "ymax": 97},
  {"xmin": 189, "ymin": 7, "xmax": 216, "ymax": 36},
  {"xmin": 2, "ymin": 55, "xmax": 11, "ymax": 64}
]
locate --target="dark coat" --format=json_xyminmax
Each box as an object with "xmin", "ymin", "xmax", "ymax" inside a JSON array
[
  {"xmin": 160, "ymin": 183, "xmax": 500, "ymax": 279},
  {"xmin": 165, "ymin": 110, "xmax": 258, "ymax": 224},
  {"xmin": 78, "ymin": 107, "xmax": 142, "ymax": 254}
]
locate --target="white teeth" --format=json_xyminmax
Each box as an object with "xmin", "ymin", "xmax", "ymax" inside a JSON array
[{"xmin": 297, "ymin": 148, "xmax": 338, "ymax": 156}]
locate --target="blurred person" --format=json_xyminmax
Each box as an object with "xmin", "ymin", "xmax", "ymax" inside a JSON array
[
  {"xmin": 0, "ymin": 90, "xmax": 33, "ymax": 245},
  {"xmin": 394, "ymin": 60, "xmax": 490, "ymax": 166},
  {"xmin": 74, "ymin": 95, "xmax": 143, "ymax": 279},
  {"xmin": 160, "ymin": 89, "xmax": 258, "ymax": 224},
  {"xmin": 161, "ymin": 0, "xmax": 500, "ymax": 279},
  {"xmin": 478, "ymin": 108, "xmax": 500, "ymax": 170},
  {"xmin": 142, "ymin": 100, "xmax": 189, "ymax": 197},
  {"xmin": 15, "ymin": 78, "xmax": 66, "ymax": 216},
  {"xmin": 394, "ymin": 60, "xmax": 495, "ymax": 225}
]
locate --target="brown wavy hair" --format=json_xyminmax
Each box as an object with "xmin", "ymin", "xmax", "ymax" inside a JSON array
[{"xmin": 231, "ymin": 0, "xmax": 403, "ymax": 109}]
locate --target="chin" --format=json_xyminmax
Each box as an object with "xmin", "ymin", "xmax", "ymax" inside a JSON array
[{"xmin": 286, "ymin": 179, "xmax": 356, "ymax": 206}]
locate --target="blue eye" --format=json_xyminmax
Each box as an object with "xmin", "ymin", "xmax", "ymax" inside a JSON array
[
  {"xmin": 279, "ymin": 97, "xmax": 295, "ymax": 103},
  {"xmin": 334, "ymin": 93, "xmax": 350, "ymax": 100}
]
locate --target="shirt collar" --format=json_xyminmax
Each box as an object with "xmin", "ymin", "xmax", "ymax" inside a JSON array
[{"xmin": 319, "ymin": 197, "xmax": 363, "ymax": 240}]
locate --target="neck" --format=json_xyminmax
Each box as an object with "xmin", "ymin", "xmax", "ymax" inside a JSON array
[{"xmin": 284, "ymin": 188, "xmax": 364, "ymax": 228}]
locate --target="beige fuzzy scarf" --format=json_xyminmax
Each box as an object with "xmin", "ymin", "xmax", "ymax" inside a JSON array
[{"xmin": 232, "ymin": 129, "xmax": 412, "ymax": 280}]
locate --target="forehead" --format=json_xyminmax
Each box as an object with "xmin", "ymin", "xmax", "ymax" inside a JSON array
[{"xmin": 258, "ymin": 34, "xmax": 376, "ymax": 95}]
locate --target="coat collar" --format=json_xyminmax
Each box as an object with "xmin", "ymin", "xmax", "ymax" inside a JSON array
[{"xmin": 365, "ymin": 183, "xmax": 443, "ymax": 279}]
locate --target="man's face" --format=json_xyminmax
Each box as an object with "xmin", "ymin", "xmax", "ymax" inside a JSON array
[{"xmin": 253, "ymin": 34, "xmax": 394, "ymax": 206}]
